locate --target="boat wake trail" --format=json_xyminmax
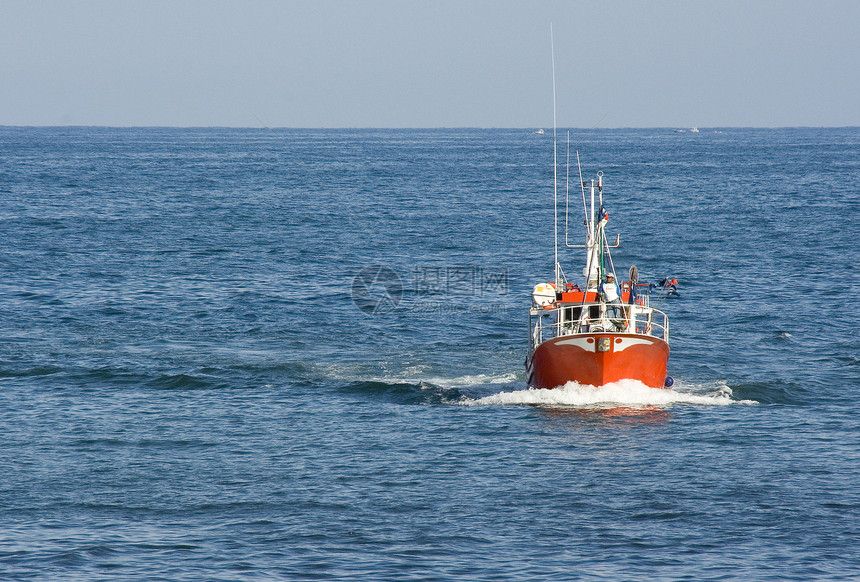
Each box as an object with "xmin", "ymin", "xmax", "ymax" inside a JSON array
[
  {"xmin": 462, "ymin": 379, "xmax": 757, "ymax": 408},
  {"xmin": 417, "ymin": 372, "xmax": 519, "ymax": 389},
  {"xmin": 340, "ymin": 372, "xmax": 520, "ymax": 405}
]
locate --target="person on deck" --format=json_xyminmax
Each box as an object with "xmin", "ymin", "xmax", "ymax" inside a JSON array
[{"xmin": 599, "ymin": 272, "xmax": 625, "ymax": 331}]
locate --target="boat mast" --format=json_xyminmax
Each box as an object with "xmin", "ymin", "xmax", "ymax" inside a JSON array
[{"xmin": 551, "ymin": 24, "xmax": 559, "ymax": 289}]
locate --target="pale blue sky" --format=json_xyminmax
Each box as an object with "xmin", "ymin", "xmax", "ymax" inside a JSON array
[{"xmin": 2, "ymin": 0, "xmax": 858, "ymax": 127}]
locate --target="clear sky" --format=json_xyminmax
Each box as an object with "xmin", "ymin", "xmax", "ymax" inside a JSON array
[{"xmin": 2, "ymin": 0, "xmax": 858, "ymax": 128}]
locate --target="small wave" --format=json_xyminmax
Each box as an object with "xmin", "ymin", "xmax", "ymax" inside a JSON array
[
  {"xmin": 0, "ymin": 365, "xmax": 63, "ymax": 379},
  {"xmin": 380, "ymin": 371, "xmax": 519, "ymax": 390},
  {"xmin": 228, "ymin": 360, "xmax": 318, "ymax": 378},
  {"xmin": 462, "ymin": 379, "xmax": 757, "ymax": 408},
  {"xmin": 146, "ymin": 373, "xmax": 224, "ymax": 391},
  {"xmin": 72, "ymin": 437, "xmax": 217, "ymax": 450},
  {"xmin": 727, "ymin": 380, "xmax": 805, "ymax": 405},
  {"xmin": 339, "ymin": 380, "xmax": 467, "ymax": 405}
]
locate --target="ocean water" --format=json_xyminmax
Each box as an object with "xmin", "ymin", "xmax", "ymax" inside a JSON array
[{"xmin": 0, "ymin": 126, "xmax": 858, "ymax": 580}]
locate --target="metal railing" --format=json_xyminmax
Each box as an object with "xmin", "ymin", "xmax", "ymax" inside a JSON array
[{"xmin": 529, "ymin": 303, "xmax": 669, "ymax": 351}]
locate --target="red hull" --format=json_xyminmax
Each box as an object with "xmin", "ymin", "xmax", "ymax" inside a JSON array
[{"xmin": 527, "ymin": 333, "xmax": 670, "ymax": 389}]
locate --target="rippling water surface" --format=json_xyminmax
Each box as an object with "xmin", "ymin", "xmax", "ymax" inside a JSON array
[{"xmin": 1, "ymin": 127, "xmax": 858, "ymax": 580}]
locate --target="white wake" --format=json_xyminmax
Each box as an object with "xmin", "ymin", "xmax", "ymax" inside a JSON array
[{"xmin": 462, "ymin": 379, "xmax": 756, "ymax": 408}]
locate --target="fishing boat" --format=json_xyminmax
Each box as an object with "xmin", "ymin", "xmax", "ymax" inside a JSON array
[
  {"xmin": 525, "ymin": 27, "xmax": 673, "ymax": 390},
  {"xmin": 525, "ymin": 166, "xmax": 672, "ymax": 390}
]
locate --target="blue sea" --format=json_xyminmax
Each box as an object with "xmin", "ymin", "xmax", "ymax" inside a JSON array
[{"xmin": 1, "ymin": 126, "xmax": 858, "ymax": 580}]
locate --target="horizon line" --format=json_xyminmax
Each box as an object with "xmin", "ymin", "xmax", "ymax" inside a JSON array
[{"xmin": 2, "ymin": 124, "xmax": 859, "ymax": 130}]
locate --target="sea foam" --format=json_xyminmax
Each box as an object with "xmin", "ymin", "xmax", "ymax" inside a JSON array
[{"xmin": 462, "ymin": 379, "xmax": 757, "ymax": 408}]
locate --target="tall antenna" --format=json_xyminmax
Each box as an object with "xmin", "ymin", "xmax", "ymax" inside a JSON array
[
  {"xmin": 551, "ymin": 24, "xmax": 559, "ymax": 288},
  {"xmin": 565, "ymin": 130, "xmax": 570, "ymax": 246}
]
